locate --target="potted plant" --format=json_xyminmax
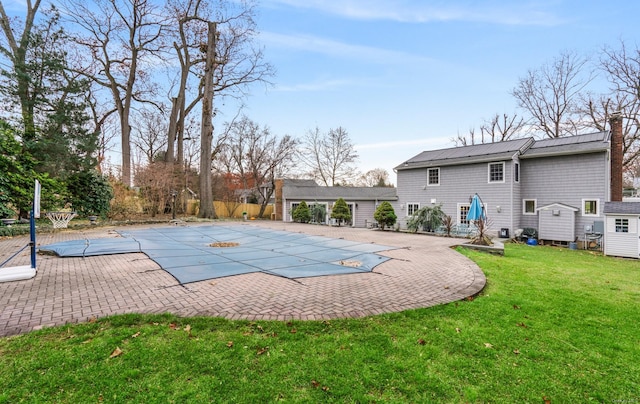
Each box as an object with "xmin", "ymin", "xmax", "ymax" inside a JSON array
[{"xmin": 242, "ymin": 211, "xmax": 247, "ymax": 221}]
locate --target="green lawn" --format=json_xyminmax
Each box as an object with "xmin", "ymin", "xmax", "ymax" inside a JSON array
[{"xmin": 1, "ymin": 244, "xmax": 639, "ymax": 403}]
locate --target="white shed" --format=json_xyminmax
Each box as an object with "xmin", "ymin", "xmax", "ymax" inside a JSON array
[
  {"xmin": 537, "ymin": 203, "xmax": 579, "ymax": 242},
  {"xmin": 603, "ymin": 202, "xmax": 640, "ymax": 259}
]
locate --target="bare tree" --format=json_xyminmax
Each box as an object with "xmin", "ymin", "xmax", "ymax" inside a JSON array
[
  {"xmin": 193, "ymin": 1, "xmax": 274, "ymax": 218},
  {"xmin": 598, "ymin": 41, "xmax": 640, "ymax": 171},
  {"xmin": 62, "ymin": 0, "xmax": 166, "ymax": 186},
  {"xmin": 301, "ymin": 126, "xmax": 359, "ymax": 186},
  {"xmin": 132, "ymin": 108, "xmax": 168, "ymax": 164},
  {"xmin": 512, "ymin": 50, "xmax": 592, "ymax": 138},
  {"xmin": 217, "ymin": 116, "xmax": 299, "ymax": 217},
  {"xmin": 357, "ymin": 168, "xmax": 391, "ymax": 187},
  {"xmin": 453, "ymin": 113, "xmax": 526, "ymax": 146}
]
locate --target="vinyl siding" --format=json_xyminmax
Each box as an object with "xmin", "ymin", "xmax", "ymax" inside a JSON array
[
  {"xmin": 538, "ymin": 207, "xmax": 576, "ymax": 242},
  {"xmin": 284, "ymin": 198, "xmax": 378, "ymax": 228},
  {"xmin": 520, "ymin": 152, "xmax": 608, "ymax": 241},
  {"xmin": 604, "ymin": 216, "xmax": 639, "ymax": 258},
  {"xmin": 396, "ymin": 159, "xmax": 516, "ymax": 234}
]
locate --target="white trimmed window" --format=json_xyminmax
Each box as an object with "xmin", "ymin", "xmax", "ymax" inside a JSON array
[
  {"xmin": 407, "ymin": 203, "xmax": 420, "ymax": 216},
  {"xmin": 615, "ymin": 218, "xmax": 629, "ymax": 233},
  {"xmin": 523, "ymin": 199, "xmax": 537, "ymax": 215},
  {"xmin": 458, "ymin": 204, "xmax": 470, "ymax": 225},
  {"xmin": 427, "ymin": 167, "xmax": 440, "ymax": 186},
  {"xmin": 290, "ymin": 203, "xmax": 300, "ymax": 221},
  {"xmin": 582, "ymin": 199, "xmax": 600, "ymax": 217},
  {"xmin": 488, "ymin": 162, "xmax": 505, "ymax": 183}
]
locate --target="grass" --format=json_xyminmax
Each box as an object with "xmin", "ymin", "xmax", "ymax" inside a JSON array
[{"xmin": 1, "ymin": 244, "xmax": 639, "ymax": 403}]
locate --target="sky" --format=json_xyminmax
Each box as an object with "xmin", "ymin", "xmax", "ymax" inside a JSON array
[{"xmin": 216, "ymin": 0, "xmax": 640, "ymax": 184}]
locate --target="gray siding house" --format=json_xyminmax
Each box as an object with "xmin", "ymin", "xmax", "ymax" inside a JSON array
[
  {"xmin": 274, "ymin": 179, "xmax": 397, "ymax": 228},
  {"xmin": 394, "ymin": 129, "xmax": 619, "ymax": 244}
]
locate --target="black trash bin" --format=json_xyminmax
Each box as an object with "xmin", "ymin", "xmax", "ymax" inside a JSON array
[{"xmin": 500, "ymin": 228, "xmax": 509, "ymax": 238}]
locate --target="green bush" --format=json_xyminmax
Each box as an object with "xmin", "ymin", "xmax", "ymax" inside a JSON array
[
  {"xmin": 374, "ymin": 201, "xmax": 396, "ymax": 230},
  {"xmin": 406, "ymin": 204, "xmax": 444, "ymax": 233},
  {"xmin": 66, "ymin": 170, "xmax": 114, "ymax": 218},
  {"xmin": 330, "ymin": 198, "xmax": 351, "ymax": 226},
  {"xmin": 292, "ymin": 201, "xmax": 311, "ymax": 223}
]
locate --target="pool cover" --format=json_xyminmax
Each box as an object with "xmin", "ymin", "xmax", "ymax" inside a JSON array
[{"xmin": 39, "ymin": 225, "xmax": 396, "ymax": 284}]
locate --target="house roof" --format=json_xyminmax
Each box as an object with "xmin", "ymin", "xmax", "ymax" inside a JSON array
[
  {"xmin": 395, "ymin": 131, "xmax": 610, "ymax": 170},
  {"xmin": 396, "ymin": 138, "xmax": 533, "ymax": 170},
  {"xmin": 520, "ymin": 131, "xmax": 609, "ymax": 159},
  {"xmin": 604, "ymin": 202, "xmax": 640, "ymax": 215},
  {"xmin": 283, "ymin": 184, "xmax": 397, "ymax": 201}
]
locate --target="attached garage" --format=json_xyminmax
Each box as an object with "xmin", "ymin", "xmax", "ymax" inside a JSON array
[{"xmin": 603, "ymin": 202, "xmax": 640, "ymax": 259}]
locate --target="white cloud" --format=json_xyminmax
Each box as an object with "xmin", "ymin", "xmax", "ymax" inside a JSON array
[
  {"xmin": 260, "ymin": 31, "xmax": 436, "ymax": 66},
  {"xmin": 263, "ymin": 0, "xmax": 564, "ymax": 26}
]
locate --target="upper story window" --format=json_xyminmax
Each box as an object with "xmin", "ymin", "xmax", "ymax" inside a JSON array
[
  {"xmin": 407, "ymin": 203, "xmax": 420, "ymax": 216},
  {"xmin": 488, "ymin": 162, "xmax": 505, "ymax": 183},
  {"xmin": 427, "ymin": 168, "xmax": 440, "ymax": 186},
  {"xmin": 514, "ymin": 162, "xmax": 520, "ymax": 183},
  {"xmin": 582, "ymin": 199, "xmax": 600, "ymax": 216}
]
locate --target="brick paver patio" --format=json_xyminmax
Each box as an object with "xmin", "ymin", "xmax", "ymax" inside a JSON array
[{"xmin": 0, "ymin": 221, "xmax": 486, "ymax": 337}]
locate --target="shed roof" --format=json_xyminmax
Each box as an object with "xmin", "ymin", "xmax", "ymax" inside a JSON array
[
  {"xmin": 283, "ymin": 185, "xmax": 397, "ymax": 201},
  {"xmin": 604, "ymin": 202, "xmax": 640, "ymax": 215},
  {"xmin": 537, "ymin": 202, "xmax": 579, "ymax": 212}
]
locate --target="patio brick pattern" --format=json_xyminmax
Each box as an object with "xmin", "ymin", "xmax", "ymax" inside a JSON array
[{"xmin": 0, "ymin": 221, "xmax": 485, "ymax": 337}]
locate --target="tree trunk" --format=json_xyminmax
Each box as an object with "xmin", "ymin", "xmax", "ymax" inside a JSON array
[
  {"xmin": 165, "ymin": 97, "xmax": 178, "ymax": 163},
  {"xmin": 198, "ymin": 21, "xmax": 216, "ymax": 218}
]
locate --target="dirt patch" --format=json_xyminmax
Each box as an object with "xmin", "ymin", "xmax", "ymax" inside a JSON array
[
  {"xmin": 209, "ymin": 242, "xmax": 240, "ymax": 248},
  {"xmin": 338, "ymin": 260, "xmax": 361, "ymax": 267}
]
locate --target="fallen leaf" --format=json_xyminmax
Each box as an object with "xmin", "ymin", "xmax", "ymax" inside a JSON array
[
  {"xmin": 184, "ymin": 324, "xmax": 191, "ymax": 334},
  {"xmin": 88, "ymin": 317, "xmax": 97, "ymax": 323},
  {"xmin": 169, "ymin": 323, "xmax": 178, "ymax": 330},
  {"xmin": 465, "ymin": 296, "xmax": 474, "ymax": 301},
  {"xmin": 226, "ymin": 341, "xmax": 234, "ymax": 348},
  {"xmin": 417, "ymin": 339, "xmax": 426, "ymax": 345},
  {"xmin": 484, "ymin": 343, "xmax": 493, "ymax": 348},
  {"xmin": 257, "ymin": 325, "xmax": 264, "ymax": 332},
  {"xmin": 286, "ymin": 321, "xmax": 294, "ymax": 327},
  {"xmin": 131, "ymin": 332, "xmax": 141, "ymax": 338},
  {"xmin": 311, "ymin": 380, "xmax": 320, "ymax": 388},
  {"xmin": 109, "ymin": 347, "xmax": 123, "ymax": 358},
  {"xmin": 455, "ymin": 328, "xmax": 461, "ymax": 333},
  {"xmin": 82, "ymin": 339, "xmax": 92, "ymax": 344},
  {"xmin": 543, "ymin": 396, "xmax": 551, "ymax": 404},
  {"xmin": 516, "ymin": 322, "xmax": 527, "ymax": 328},
  {"xmin": 322, "ymin": 386, "xmax": 330, "ymax": 392},
  {"xmin": 257, "ymin": 346, "xmax": 269, "ymax": 355},
  {"xmin": 290, "ymin": 328, "xmax": 297, "ymax": 334},
  {"xmin": 513, "ymin": 349, "xmax": 521, "ymax": 355},
  {"xmin": 513, "ymin": 305, "xmax": 521, "ymax": 310}
]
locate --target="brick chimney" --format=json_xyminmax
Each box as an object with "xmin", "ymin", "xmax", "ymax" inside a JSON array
[
  {"xmin": 274, "ymin": 179, "xmax": 284, "ymax": 220},
  {"xmin": 610, "ymin": 112, "xmax": 623, "ymax": 202}
]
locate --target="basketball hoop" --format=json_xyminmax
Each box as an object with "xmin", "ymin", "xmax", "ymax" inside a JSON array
[{"xmin": 45, "ymin": 212, "xmax": 77, "ymax": 229}]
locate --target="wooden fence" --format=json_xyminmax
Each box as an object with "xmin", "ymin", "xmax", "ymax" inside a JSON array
[{"xmin": 186, "ymin": 200, "xmax": 274, "ymax": 219}]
